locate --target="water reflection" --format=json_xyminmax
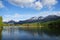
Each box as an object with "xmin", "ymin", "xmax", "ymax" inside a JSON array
[
  {"xmin": 0, "ymin": 27, "xmax": 3, "ymax": 40},
  {"xmin": 2, "ymin": 28, "xmax": 34, "ymax": 40},
  {"xmin": 1, "ymin": 27, "xmax": 60, "ymax": 40}
]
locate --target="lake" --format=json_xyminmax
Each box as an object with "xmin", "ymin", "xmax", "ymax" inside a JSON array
[{"xmin": 0, "ymin": 26, "xmax": 60, "ymax": 40}]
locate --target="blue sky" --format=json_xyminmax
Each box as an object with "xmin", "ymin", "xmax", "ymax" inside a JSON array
[{"xmin": 0, "ymin": 0, "xmax": 60, "ymax": 22}]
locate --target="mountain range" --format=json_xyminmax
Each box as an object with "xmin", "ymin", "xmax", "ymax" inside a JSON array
[{"xmin": 4, "ymin": 15, "xmax": 60, "ymax": 24}]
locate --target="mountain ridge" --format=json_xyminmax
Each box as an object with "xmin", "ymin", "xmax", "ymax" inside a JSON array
[{"xmin": 3, "ymin": 15, "xmax": 60, "ymax": 24}]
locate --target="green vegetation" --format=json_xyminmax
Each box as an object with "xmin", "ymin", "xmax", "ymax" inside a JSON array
[
  {"xmin": 19, "ymin": 19, "xmax": 60, "ymax": 35},
  {"xmin": 39, "ymin": 19, "xmax": 60, "ymax": 36},
  {"xmin": 0, "ymin": 16, "xmax": 3, "ymax": 27}
]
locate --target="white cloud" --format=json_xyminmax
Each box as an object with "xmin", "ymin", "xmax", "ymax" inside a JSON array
[
  {"xmin": 13, "ymin": 13, "xmax": 20, "ymax": 18},
  {"xmin": 3, "ymin": 13, "xmax": 20, "ymax": 22},
  {"xmin": 42, "ymin": 0, "xmax": 58, "ymax": 9},
  {"xmin": 52, "ymin": 11, "xmax": 60, "ymax": 16},
  {"xmin": 3, "ymin": 13, "xmax": 34, "ymax": 22},
  {"xmin": 38, "ymin": 11, "xmax": 60, "ymax": 17},
  {"xmin": 3, "ymin": 13, "xmax": 40, "ymax": 22},
  {"xmin": 8, "ymin": 0, "xmax": 36, "ymax": 8},
  {"xmin": 0, "ymin": 1, "xmax": 4, "ymax": 8},
  {"xmin": 7, "ymin": 0, "xmax": 58, "ymax": 10},
  {"xmin": 34, "ymin": 1, "xmax": 43, "ymax": 10},
  {"xmin": 7, "ymin": 0, "xmax": 43, "ymax": 10}
]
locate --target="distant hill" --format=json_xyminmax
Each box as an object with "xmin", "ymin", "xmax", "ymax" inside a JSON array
[{"xmin": 4, "ymin": 20, "xmax": 16, "ymax": 24}]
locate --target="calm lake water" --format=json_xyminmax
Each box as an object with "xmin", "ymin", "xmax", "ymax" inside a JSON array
[{"xmin": 0, "ymin": 26, "xmax": 60, "ymax": 40}]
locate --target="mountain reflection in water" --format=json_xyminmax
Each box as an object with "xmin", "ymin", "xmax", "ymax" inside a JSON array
[{"xmin": 0, "ymin": 26, "xmax": 60, "ymax": 40}]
